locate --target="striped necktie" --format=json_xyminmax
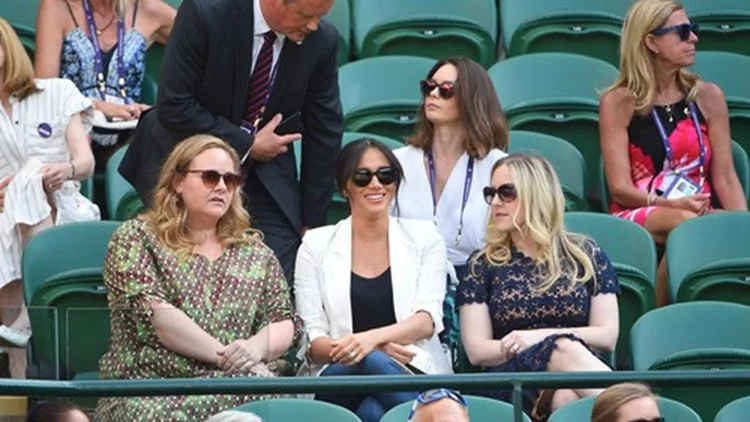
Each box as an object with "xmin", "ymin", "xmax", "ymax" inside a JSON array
[{"xmin": 244, "ymin": 30, "xmax": 277, "ymax": 132}]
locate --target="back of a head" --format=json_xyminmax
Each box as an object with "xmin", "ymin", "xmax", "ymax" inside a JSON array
[
  {"xmin": 591, "ymin": 383, "xmax": 656, "ymax": 422},
  {"xmin": 26, "ymin": 401, "xmax": 89, "ymax": 422},
  {"xmin": 204, "ymin": 410, "xmax": 262, "ymax": 422}
]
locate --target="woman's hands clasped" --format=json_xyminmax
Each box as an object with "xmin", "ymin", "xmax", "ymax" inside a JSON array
[
  {"xmin": 330, "ymin": 332, "xmax": 380, "ymax": 366},
  {"xmin": 216, "ymin": 338, "xmax": 266, "ymax": 374}
]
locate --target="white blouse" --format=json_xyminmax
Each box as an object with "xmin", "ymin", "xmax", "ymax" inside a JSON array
[
  {"xmin": 0, "ymin": 78, "xmax": 97, "ymax": 286},
  {"xmin": 392, "ymin": 145, "xmax": 507, "ymax": 266}
]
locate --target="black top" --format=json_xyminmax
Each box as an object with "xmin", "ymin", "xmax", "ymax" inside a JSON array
[{"xmin": 351, "ymin": 268, "xmax": 397, "ymax": 333}]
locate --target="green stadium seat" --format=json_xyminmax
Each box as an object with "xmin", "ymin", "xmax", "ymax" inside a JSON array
[
  {"xmin": 139, "ymin": 73, "xmax": 158, "ymax": 105},
  {"xmin": 1, "ymin": 0, "xmax": 40, "ymax": 29},
  {"xmin": 235, "ymin": 398, "xmax": 362, "ymax": 422},
  {"xmin": 564, "ymin": 212, "xmax": 657, "ymax": 369},
  {"xmin": 715, "ymin": 396, "xmax": 750, "ymax": 422},
  {"xmin": 489, "ymin": 53, "xmax": 618, "ymax": 204},
  {"xmin": 630, "ymin": 301, "xmax": 750, "ymax": 421},
  {"xmin": 105, "ymin": 146, "xmax": 144, "ymax": 221},
  {"xmin": 509, "ymin": 130, "xmax": 587, "ymax": 211},
  {"xmin": 79, "ymin": 178, "xmax": 94, "ymax": 201},
  {"xmin": 548, "ymin": 394, "xmax": 701, "ymax": 422},
  {"xmin": 381, "ymin": 394, "xmax": 532, "ymax": 422},
  {"xmin": 324, "ymin": 0, "xmax": 351, "ymax": 66},
  {"xmin": 691, "ymin": 51, "xmax": 750, "ymax": 158},
  {"xmin": 681, "ymin": 0, "xmax": 750, "ymax": 56},
  {"xmin": 22, "ymin": 221, "xmax": 120, "ymax": 379},
  {"xmin": 501, "ymin": 0, "xmax": 629, "ymax": 67},
  {"xmin": 339, "ymin": 56, "xmax": 436, "ymax": 141},
  {"xmin": 666, "ymin": 212, "xmax": 750, "ymax": 304},
  {"xmin": 351, "ymin": 0, "xmax": 497, "ymax": 67}
]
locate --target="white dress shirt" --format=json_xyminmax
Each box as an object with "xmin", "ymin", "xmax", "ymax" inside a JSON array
[
  {"xmin": 252, "ymin": 0, "xmax": 286, "ymax": 75},
  {"xmin": 393, "ymin": 146, "xmax": 507, "ymax": 266}
]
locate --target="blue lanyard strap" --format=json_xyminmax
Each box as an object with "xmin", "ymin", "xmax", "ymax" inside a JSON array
[
  {"xmin": 82, "ymin": 0, "xmax": 129, "ymax": 103},
  {"xmin": 248, "ymin": 60, "xmax": 281, "ymax": 136},
  {"xmin": 650, "ymin": 101, "xmax": 706, "ymax": 185},
  {"xmin": 427, "ymin": 151, "xmax": 474, "ymax": 246}
]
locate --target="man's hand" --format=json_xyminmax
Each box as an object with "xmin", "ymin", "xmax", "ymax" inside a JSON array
[{"xmin": 249, "ymin": 114, "xmax": 301, "ymax": 162}]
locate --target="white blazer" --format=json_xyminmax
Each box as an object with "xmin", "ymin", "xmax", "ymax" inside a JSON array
[{"xmin": 294, "ymin": 216, "xmax": 453, "ymax": 375}]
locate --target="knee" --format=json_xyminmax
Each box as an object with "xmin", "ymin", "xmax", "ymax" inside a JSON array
[
  {"xmin": 671, "ymin": 208, "xmax": 699, "ymax": 226},
  {"xmin": 360, "ymin": 350, "xmax": 402, "ymax": 374},
  {"xmin": 548, "ymin": 338, "xmax": 588, "ymax": 370},
  {"xmin": 551, "ymin": 389, "xmax": 579, "ymax": 411}
]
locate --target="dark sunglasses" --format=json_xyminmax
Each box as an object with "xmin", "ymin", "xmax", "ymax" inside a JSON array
[
  {"xmin": 351, "ymin": 167, "xmax": 397, "ymax": 188},
  {"xmin": 651, "ymin": 23, "xmax": 699, "ymax": 41},
  {"xmin": 629, "ymin": 418, "xmax": 665, "ymax": 422},
  {"xmin": 185, "ymin": 170, "xmax": 242, "ymax": 190},
  {"xmin": 483, "ymin": 183, "xmax": 518, "ymax": 205},
  {"xmin": 420, "ymin": 79, "xmax": 455, "ymax": 99},
  {"xmin": 408, "ymin": 389, "xmax": 467, "ymax": 421}
]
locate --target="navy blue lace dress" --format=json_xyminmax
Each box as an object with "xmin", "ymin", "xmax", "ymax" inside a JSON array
[{"xmin": 457, "ymin": 239, "xmax": 620, "ymax": 414}]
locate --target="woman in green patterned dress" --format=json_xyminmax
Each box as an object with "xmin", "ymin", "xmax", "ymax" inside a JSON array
[{"xmin": 95, "ymin": 135, "xmax": 300, "ymax": 421}]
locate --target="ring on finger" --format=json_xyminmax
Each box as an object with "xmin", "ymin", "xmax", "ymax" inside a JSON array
[
  {"xmin": 512, "ymin": 344, "xmax": 521, "ymax": 354},
  {"xmin": 349, "ymin": 351, "xmax": 357, "ymax": 360}
]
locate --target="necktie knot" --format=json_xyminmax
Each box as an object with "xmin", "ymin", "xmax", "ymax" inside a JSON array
[{"xmin": 263, "ymin": 30, "xmax": 277, "ymax": 44}]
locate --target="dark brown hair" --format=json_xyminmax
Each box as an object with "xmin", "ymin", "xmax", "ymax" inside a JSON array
[
  {"xmin": 336, "ymin": 137, "xmax": 405, "ymax": 198},
  {"xmin": 409, "ymin": 56, "xmax": 509, "ymax": 158}
]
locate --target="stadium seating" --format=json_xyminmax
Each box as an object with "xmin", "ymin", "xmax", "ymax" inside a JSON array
[
  {"xmin": 548, "ymin": 394, "xmax": 701, "ymax": 422},
  {"xmin": 339, "ymin": 56, "xmax": 436, "ymax": 142},
  {"xmin": 564, "ymin": 212, "xmax": 657, "ymax": 369},
  {"xmin": 666, "ymin": 212, "xmax": 750, "ymax": 304},
  {"xmin": 22, "ymin": 221, "xmax": 121, "ymax": 380},
  {"xmin": 105, "ymin": 146, "xmax": 143, "ymax": 221},
  {"xmin": 630, "ymin": 301, "xmax": 750, "ymax": 421},
  {"xmin": 715, "ymin": 396, "xmax": 750, "ymax": 422},
  {"xmin": 509, "ymin": 130, "xmax": 587, "ymax": 211},
  {"xmin": 681, "ymin": 0, "xmax": 750, "ymax": 56},
  {"xmin": 380, "ymin": 394, "xmax": 532, "ymax": 422},
  {"xmin": 489, "ymin": 53, "xmax": 618, "ymax": 204},
  {"xmin": 501, "ymin": 0, "xmax": 629, "ymax": 66},
  {"xmin": 325, "ymin": 0, "xmax": 351, "ymax": 66},
  {"xmin": 351, "ymin": 0, "xmax": 497, "ymax": 67},
  {"xmin": 691, "ymin": 51, "xmax": 750, "ymax": 157},
  {"xmin": 235, "ymin": 398, "xmax": 362, "ymax": 422}
]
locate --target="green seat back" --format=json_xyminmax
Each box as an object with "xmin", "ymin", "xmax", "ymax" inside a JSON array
[
  {"xmin": 681, "ymin": 0, "xmax": 750, "ymax": 56},
  {"xmin": 549, "ymin": 395, "xmax": 702, "ymax": 422},
  {"xmin": 630, "ymin": 301, "xmax": 750, "ymax": 420},
  {"xmin": 565, "ymin": 212, "xmax": 657, "ymax": 369},
  {"xmin": 139, "ymin": 73, "xmax": 158, "ymax": 105},
  {"xmin": 381, "ymin": 395, "xmax": 532, "ymax": 422},
  {"xmin": 501, "ymin": 0, "xmax": 629, "ymax": 67},
  {"xmin": 235, "ymin": 398, "xmax": 361, "ymax": 422},
  {"xmin": 79, "ymin": 178, "xmax": 94, "ymax": 201},
  {"xmin": 715, "ymin": 396, "xmax": 750, "ymax": 422},
  {"xmin": 339, "ymin": 56, "xmax": 436, "ymax": 141},
  {"xmin": 21, "ymin": 221, "xmax": 120, "ymax": 378},
  {"xmin": 691, "ymin": 52, "xmax": 750, "ymax": 157},
  {"xmin": 324, "ymin": 0, "xmax": 351, "ymax": 66},
  {"xmin": 10, "ymin": 23, "xmax": 36, "ymax": 63},
  {"xmin": 666, "ymin": 212, "xmax": 750, "ymax": 303},
  {"xmin": 509, "ymin": 130, "xmax": 587, "ymax": 211},
  {"xmin": 1, "ymin": 0, "xmax": 40, "ymax": 29},
  {"xmin": 352, "ymin": 0, "xmax": 497, "ymax": 67},
  {"xmin": 489, "ymin": 53, "xmax": 618, "ymax": 204},
  {"xmin": 105, "ymin": 146, "xmax": 142, "ymax": 221}
]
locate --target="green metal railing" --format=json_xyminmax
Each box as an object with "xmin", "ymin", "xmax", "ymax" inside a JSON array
[{"xmin": 4, "ymin": 370, "xmax": 750, "ymax": 421}]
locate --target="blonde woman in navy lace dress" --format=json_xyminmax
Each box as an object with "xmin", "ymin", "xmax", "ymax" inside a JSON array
[{"xmin": 458, "ymin": 154, "xmax": 621, "ymax": 420}]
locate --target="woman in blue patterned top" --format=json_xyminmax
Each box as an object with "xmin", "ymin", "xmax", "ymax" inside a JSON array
[
  {"xmin": 457, "ymin": 154, "xmax": 621, "ymax": 420},
  {"xmin": 34, "ymin": 0, "xmax": 175, "ymax": 161}
]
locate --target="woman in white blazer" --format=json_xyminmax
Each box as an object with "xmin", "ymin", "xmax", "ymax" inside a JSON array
[
  {"xmin": 392, "ymin": 57, "xmax": 509, "ymax": 368},
  {"xmin": 295, "ymin": 138, "xmax": 452, "ymax": 422}
]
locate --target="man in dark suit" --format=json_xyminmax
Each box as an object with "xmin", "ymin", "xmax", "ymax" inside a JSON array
[{"xmin": 119, "ymin": 0, "xmax": 343, "ymax": 286}]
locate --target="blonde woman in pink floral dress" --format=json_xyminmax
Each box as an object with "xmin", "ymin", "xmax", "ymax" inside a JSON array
[{"xmin": 95, "ymin": 135, "xmax": 300, "ymax": 422}]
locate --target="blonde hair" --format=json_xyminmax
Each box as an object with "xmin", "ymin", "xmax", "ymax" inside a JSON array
[
  {"xmin": 605, "ymin": 0, "xmax": 699, "ymax": 115},
  {"xmin": 592, "ymin": 383, "xmax": 658, "ymax": 422},
  {"xmin": 141, "ymin": 135, "xmax": 260, "ymax": 260},
  {"xmin": 476, "ymin": 154, "xmax": 595, "ymax": 292},
  {"xmin": 0, "ymin": 18, "xmax": 40, "ymax": 100}
]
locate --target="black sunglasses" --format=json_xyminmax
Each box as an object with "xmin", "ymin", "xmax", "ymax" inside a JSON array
[
  {"xmin": 629, "ymin": 418, "xmax": 665, "ymax": 422},
  {"xmin": 651, "ymin": 23, "xmax": 699, "ymax": 41},
  {"xmin": 420, "ymin": 79, "xmax": 455, "ymax": 99},
  {"xmin": 351, "ymin": 167, "xmax": 396, "ymax": 188},
  {"xmin": 185, "ymin": 170, "xmax": 242, "ymax": 190},
  {"xmin": 483, "ymin": 183, "xmax": 518, "ymax": 205},
  {"xmin": 408, "ymin": 389, "xmax": 467, "ymax": 421}
]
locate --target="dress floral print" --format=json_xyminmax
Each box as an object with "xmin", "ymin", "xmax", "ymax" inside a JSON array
[{"xmin": 95, "ymin": 219, "xmax": 300, "ymax": 422}]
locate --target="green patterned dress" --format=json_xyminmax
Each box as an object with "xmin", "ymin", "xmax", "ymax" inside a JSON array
[{"xmin": 94, "ymin": 219, "xmax": 299, "ymax": 422}]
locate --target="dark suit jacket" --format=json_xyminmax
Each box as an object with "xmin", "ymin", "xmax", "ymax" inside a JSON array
[{"xmin": 119, "ymin": 0, "xmax": 343, "ymax": 232}]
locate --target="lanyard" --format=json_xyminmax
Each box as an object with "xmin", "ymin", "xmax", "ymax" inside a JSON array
[
  {"xmin": 247, "ymin": 60, "xmax": 281, "ymax": 136},
  {"xmin": 650, "ymin": 101, "xmax": 706, "ymax": 186},
  {"xmin": 427, "ymin": 151, "xmax": 474, "ymax": 247},
  {"xmin": 82, "ymin": 0, "xmax": 129, "ymax": 103}
]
